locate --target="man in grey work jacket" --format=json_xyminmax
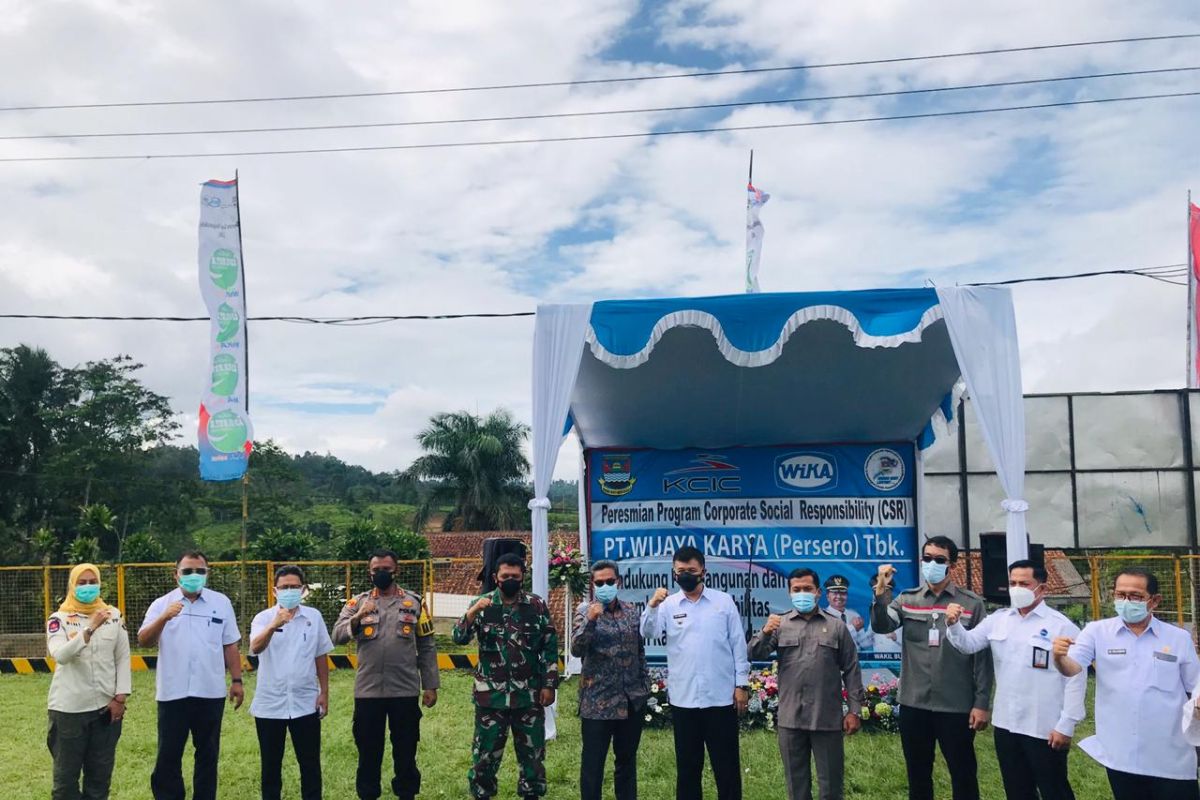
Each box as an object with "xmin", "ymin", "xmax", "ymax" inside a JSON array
[
  {"xmin": 750, "ymin": 567, "xmax": 864, "ymax": 800},
  {"xmin": 334, "ymin": 548, "xmax": 439, "ymax": 800},
  {"xmin": 871, "ymin": 535, "xmax": 993, "ymax": 800}
]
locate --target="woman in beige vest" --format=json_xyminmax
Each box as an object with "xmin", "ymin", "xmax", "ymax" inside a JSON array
[{"xmin": 46, "ymin": 563, "xmax": 131, "ymax": 799}]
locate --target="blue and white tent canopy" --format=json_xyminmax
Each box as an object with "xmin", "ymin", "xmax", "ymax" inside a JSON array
[{"xmin": 527, "ymin": 286, "xmax": 1028, "ymax": 599}]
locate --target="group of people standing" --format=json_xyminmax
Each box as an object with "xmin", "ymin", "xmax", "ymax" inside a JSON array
[{"xmin": 40, "ymin": 539, "xmax": 1200, "ymax": 800}]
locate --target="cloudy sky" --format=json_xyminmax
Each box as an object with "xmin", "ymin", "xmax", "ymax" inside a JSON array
[{"xmin": 0, "ymin": 1, "xmax": 1197, "ymax": 478}]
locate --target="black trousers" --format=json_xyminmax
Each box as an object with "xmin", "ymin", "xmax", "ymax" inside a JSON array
[
  {"xmin": 1106, "ymin": 768, "xmax": 1200, "ymax": 800},
  {"xmin": 580, "ymin": 702, "xmax": 644, "ymax": 800},
  {"xmin": 151, "ymin": 697, "xmax": 225, "ymax": 800},
  {"xmin": 992, "ymin": 726, "xmax": 1074, "ymax": 800},
  {"xmin": 255, "ymin": 713, "xmax": 322, "ymax": 800},
  {"xmin": 671, "ymin": 704, "xmax": 741, "ymax": 800},
  {"xmin": 47, "ymin": 708, "xmax": 122, "ymax": 800},
  {"xmin": 353, "ymin": 696, "xmax": 422, "ymax": 800},
  {"xmin": 897, "ymin": 705, "xmax": 978, "ymax": 800}
]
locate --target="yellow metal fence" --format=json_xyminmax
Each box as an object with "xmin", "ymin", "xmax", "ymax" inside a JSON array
[{"xmin": 0, "ymin": 560, "xmax": 431, "ymax": 654}]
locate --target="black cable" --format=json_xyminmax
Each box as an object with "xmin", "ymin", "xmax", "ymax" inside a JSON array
[
  {"xmin": 1, "ymin": 91, "xmax": 1196, "ymax": 164},
  {"xmin": 4, "ymin": 67, "xmax": 1193, "ymax": 141},
  {"xmin": 3, "ymin": 33, "xmax": 1195, "ymax": 113},
  {"xmin": 0, "ymin": 265, "xmax": 1188, "ymax": 325}
]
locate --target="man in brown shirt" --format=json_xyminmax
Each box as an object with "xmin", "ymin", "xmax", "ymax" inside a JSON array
[
  {"xmin": 333, "ymin": 549, "xmax": 439, "ymax": 800},
  {"xmin": 749, "ymin": 568, "xmax": 864, "ymax": 800}
]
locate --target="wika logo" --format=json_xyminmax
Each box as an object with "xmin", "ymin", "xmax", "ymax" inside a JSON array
[
  {"xmin": 663, "ymin": 454, "xmax": 741, "ymax": 494},
  {"xmin": 598, "ymin": 454, "xmax": 635, "ymax": 496},
  {"xmin": 774, "ymin": 453, "xmax": 837, "ymax": 492}
]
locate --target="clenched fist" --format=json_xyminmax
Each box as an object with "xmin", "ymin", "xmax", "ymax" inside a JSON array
[
  {"xmin": 648, "ymin": 587, "xmax": 669, "ymax": 609},
  {"xmin": 161, "ymin": 601, "xmax": 184, "ymax": 622},
  {"xmin": 586, "ymin": 603, "xmax": 603, "ymax": 622},
  {"xmin": 354, "ymin": 598, "xmax": 378, "ymax": 619},
  {"xmin": 944, "ymin": 602, "xmax": 964, "ymax": 626},
  {"xmin": 469, "ymin": 597, "xmax": 493, "ymax": 617},
  {"xmin": 875, "ymin": 564, "xmax": 896, "ymax": 595},
  {"xmin": 1052, "ymin": 636, "xmax": 1073, "ymax": 658},
  {"xmin": 88, "ymin": 608, "xmax": 112, "ymax": 631},
  {"xmin": 272, "ymin": 607, "xmax": 297, "ymax": 630},
  {"xmin": 762, "ymin": 614, "xmax": 783, "ymax": 635}
]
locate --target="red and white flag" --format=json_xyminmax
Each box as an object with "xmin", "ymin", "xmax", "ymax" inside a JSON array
[{"xmin": 745, "ymin": 183, "xmax": 769, "ymax": 293}]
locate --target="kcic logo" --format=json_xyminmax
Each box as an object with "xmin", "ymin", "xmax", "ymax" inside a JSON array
[{"xmin": 662, "ymin": 454, "xmax": 741, "ymax": 494}]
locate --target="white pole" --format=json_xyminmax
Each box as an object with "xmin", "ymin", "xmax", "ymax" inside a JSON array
[{"xmin": 1190, "ymin": 190, "xmax": 1197, "ymax": 389}]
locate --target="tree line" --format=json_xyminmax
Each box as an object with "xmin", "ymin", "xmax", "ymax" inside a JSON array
[{"xmin": 0, "ymin": 345, "xmax": 578, "ymax": 565}]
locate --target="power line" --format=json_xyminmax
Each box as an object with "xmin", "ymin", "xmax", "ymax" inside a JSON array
[
  {"xmin": 0, "ymin": 264, "xmax": 1187, "ymax": 326},
  {"xmin": 3, "ymin": 33, "xmax": 1196, "ymax": 113},
  {"xmin": 1, "ymin": 90, "xmax": 1196, "ymax": 164},
  {"xmin": 3, "ymin": 66, "xmax": 1194, "ymax": 141}
]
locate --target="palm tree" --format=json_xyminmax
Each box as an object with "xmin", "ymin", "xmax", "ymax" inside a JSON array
[{"xmin": 405, "ymin": 409, "xmax": 530, "ymax": 531}]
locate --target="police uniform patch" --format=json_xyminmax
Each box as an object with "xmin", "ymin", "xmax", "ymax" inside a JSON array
[
  {"xmin": 418, "ymin": 609, "xmax": 434, "ymax": 637},
  {"xmin": 363, "ymin": 626, "xmax": 374, "ymax": 637},
  {"xmin": 402, "ymin": 625, "xmax": 412, "ymax": 635},
  {"xmin": 347, "ymin": 597, "xmax": 358, "ymax": 608},
  {"xmin": 403, "ymin": 599, "xmax": 414, "ymax": 608},
  {"xmin": 47, "ymin": 618, "xmax": 60, "ymax": 633}
]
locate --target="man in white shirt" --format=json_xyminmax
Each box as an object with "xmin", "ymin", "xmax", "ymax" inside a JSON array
[
  {"xmin": 1053, "ymin": 567, "xmax": 1200, "ymax": 800},
  {"xmin": 822, "ymin": 574, "xmax": 874, "ymax": 653},
  {"xmin": 250, "ymin": 564, "xmax": 334, "ymax": 800},
  {"xmin": 945, "ymin": 559, "xmax": 1085, "ymax": 800},
  {"xmin": 640, "ymin": 546, "xmax": 750, "ymax": 800},
  {"xmin": 138, "ymin": 551, "xmax": 243, "ymax": 800}
]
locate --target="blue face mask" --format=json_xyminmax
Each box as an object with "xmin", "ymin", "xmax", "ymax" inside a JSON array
[
  {"xmin": 276, "ymin": 588, "xmax": 303, "ymax": 609},
  {"xmin": 74, "ymin": 584, "xmax": 101, "ymax": 604},
  {"xmin": 179, "ymin": 573, "xmax": 207, "ymax": 594},
  {"xmin": 594, "ymin": 584, "xmax": 618, "ymax": 604},
  {"xmin": 922, "ymin": 561, "xmax": 948, "ymax": 585},
  {"xmin": 790, "ymin": 592, "xmax": 818, "ymax": 613},
  {"xmin": 1115, "ymin": 599, "xmax": 1149, "ymax": 624}
]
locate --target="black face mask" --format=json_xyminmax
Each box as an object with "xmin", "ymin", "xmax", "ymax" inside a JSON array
[
  {"xmin": 499, "ymin": 578, "xmax": 522, "ymax": 598},
  {"xmin": 371, "ymin": 571, "xmax": 394, "ymax": 590},
  {"xmin": 674, "ymin": 572, "xmax": 702, "ymax": 591}
]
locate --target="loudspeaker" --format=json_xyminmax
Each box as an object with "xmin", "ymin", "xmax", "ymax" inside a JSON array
[
  {"xmin": 477, "ymin": 538, "xmax": 527, "ymax": 592},
  {"xmin": 978, "ymin": 532, "xmax": 1044, "ymax": 604}
]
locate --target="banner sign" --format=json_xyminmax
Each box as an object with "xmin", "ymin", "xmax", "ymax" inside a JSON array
[
  {"xmin": 587, "ymin": 444, "xmax": 918, "ymax": 662},
  {"xmin": 197, "ymin": 179, "xmax": 252, "ymax": 481}
]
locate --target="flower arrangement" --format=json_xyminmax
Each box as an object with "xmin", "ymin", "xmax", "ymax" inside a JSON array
[
  {"xmin": 858, "ymin": 677, "xmax": 901, "ymax": 733},
  {"xmin": 547, "ymin": 545, "xmax": 589, "ymax": 596},
  {"xmin": 640, "ymin": 666, "xmax": 901, "ymax": 734}
]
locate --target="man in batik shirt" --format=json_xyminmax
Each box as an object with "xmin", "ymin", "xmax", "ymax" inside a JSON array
[{"xmin": 572, "ymin": 559, "xmax": 650, "ymax": 800}]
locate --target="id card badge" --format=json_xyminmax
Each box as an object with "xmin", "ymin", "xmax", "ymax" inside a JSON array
[
  {"xmin": 1032, "ymin": 646, "xmax": 1050, "ymax": 669},
  {"xmin": 928, "ymin": 626, "xmax": 940, "ymax": 647}
]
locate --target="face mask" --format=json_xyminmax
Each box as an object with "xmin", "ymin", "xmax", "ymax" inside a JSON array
[
  {"xmin": 1008, "ymin": 586, "xmax": 1036, "ymax": 609},
  {"xmin": 594, "ymin": 584, "xmax": 619, "ymax": 604},
  {"xmin": 790, "ymin": 592, "xmax": 817, "ymax": 613},
  {"xmin": 372, "ymin": 571, "xmax": 394, "ymax": 591},
  {"xmin": 499, "ymin": 578, "xmax": 522, "ymax": 598},
  {"xmin": 74, "ymin": 584, "xmax": 101, "ymax": 604},
  {"xmin": 276, "ymin": 588, "xmax": 303, "ymax": 609},
  {"xmin": 1115, "ymin": 599, "xmax": 1149, "ymax": 624},
  {"xmin": 674, "ymin": 572, "xmax": 702, "ymax": 592},
  {"xmin": 921, "ymin": 561, "xmax": 948, "ymax": 585},
  {"xmin": 179, "ymin": 573, "xmax": 207, "ymax": 594}
]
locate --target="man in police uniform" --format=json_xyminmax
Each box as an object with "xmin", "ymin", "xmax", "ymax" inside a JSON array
[
  {"xmin": 334, "ymin": 548, "xmax": 439, "ymax": 800},
  {"xmin": 823, "ymin": 574, "xmax": 874, "ymax": 653},
  {"xmin": 870, "ymin": 535, "xmax": 993, "ymax": 800}
]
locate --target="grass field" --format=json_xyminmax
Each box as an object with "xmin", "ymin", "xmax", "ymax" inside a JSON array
[{"xmin": 0, "ymin": 670, "xmax": 1114, "ymax": 799}]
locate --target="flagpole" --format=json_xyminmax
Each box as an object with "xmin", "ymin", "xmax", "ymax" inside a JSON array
[
  {"xmin": 1190, "ymin": 190, "xmax": 1196, "ymax": 389},
  {"xmin": 748, "ymin": 149, "xmax": 754, "ymax": 187},
  {"xmin": 234, "ymin": 169, "xmax": 251, "ymax": 639}
]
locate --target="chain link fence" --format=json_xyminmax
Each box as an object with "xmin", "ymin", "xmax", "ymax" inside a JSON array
[{"xmin": 0, "ymin": 560, "xmax": 430, "ymax": 657}]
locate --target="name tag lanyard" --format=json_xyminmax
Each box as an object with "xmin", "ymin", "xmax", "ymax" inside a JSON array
[{"xmin": 928, "ymin": 611, "xmax": 940, "ymax": 647}]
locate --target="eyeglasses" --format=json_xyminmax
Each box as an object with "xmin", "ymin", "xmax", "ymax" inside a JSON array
[
  {"xmin": 921, "ymin": 556, "xmax": 949, "ymax": 565},
  {"xmin": 179, "ymin": 567, "xmax": 208, "ymax": 576},
  {"xmin": 1113, "ymin": 591, "xmax": 1150, "ymax": 602},
  {"xmin": 593, "ymin": 578, "xmax": 617, "ymax": 587}
]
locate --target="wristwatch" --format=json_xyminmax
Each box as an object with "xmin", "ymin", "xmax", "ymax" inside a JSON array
[{"xmin": 736, "ymin": 685, "xmax": 750, "ymax": 691}]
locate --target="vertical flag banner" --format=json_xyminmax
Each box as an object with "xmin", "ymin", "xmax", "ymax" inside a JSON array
[
  {"xmin": 745, "ymin": 183, "xmax": 769, "ymax": 293},
  {"xmin": 198, "ymin": 179, "xmax": 252, "ymax": 480},
  {"xmin": 1190, "ymin": 201, "xmax": 1200, "ymax": 388}
]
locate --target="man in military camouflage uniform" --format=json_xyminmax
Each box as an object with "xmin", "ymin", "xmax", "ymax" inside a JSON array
[
  {"xmin": 452, "ymin": 552, "xmax": 559, "ymax": 800},
  {"xmin": 334, "ymin": 548, "xmax": 439, "ymax": 800}
]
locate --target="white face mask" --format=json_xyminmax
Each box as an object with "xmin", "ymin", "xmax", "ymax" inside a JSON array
[{"xmin": 1008, "ymin": 585, "xmax": 1037, "ymax": 609}]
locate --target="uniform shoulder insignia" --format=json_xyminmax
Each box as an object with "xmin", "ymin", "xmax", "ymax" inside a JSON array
[
  {"xmin": 47, "ymin": 617, "xmax": 61, "ymax": 633},
  {"xmin": 346, "ymin": 596, "xmax": 359, "ymax": 608}
]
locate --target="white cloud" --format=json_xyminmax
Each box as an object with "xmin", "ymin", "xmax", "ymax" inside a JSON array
[{"xmin": 0, "ymin": 1, "xmax": 1197, "ymax": 482}]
